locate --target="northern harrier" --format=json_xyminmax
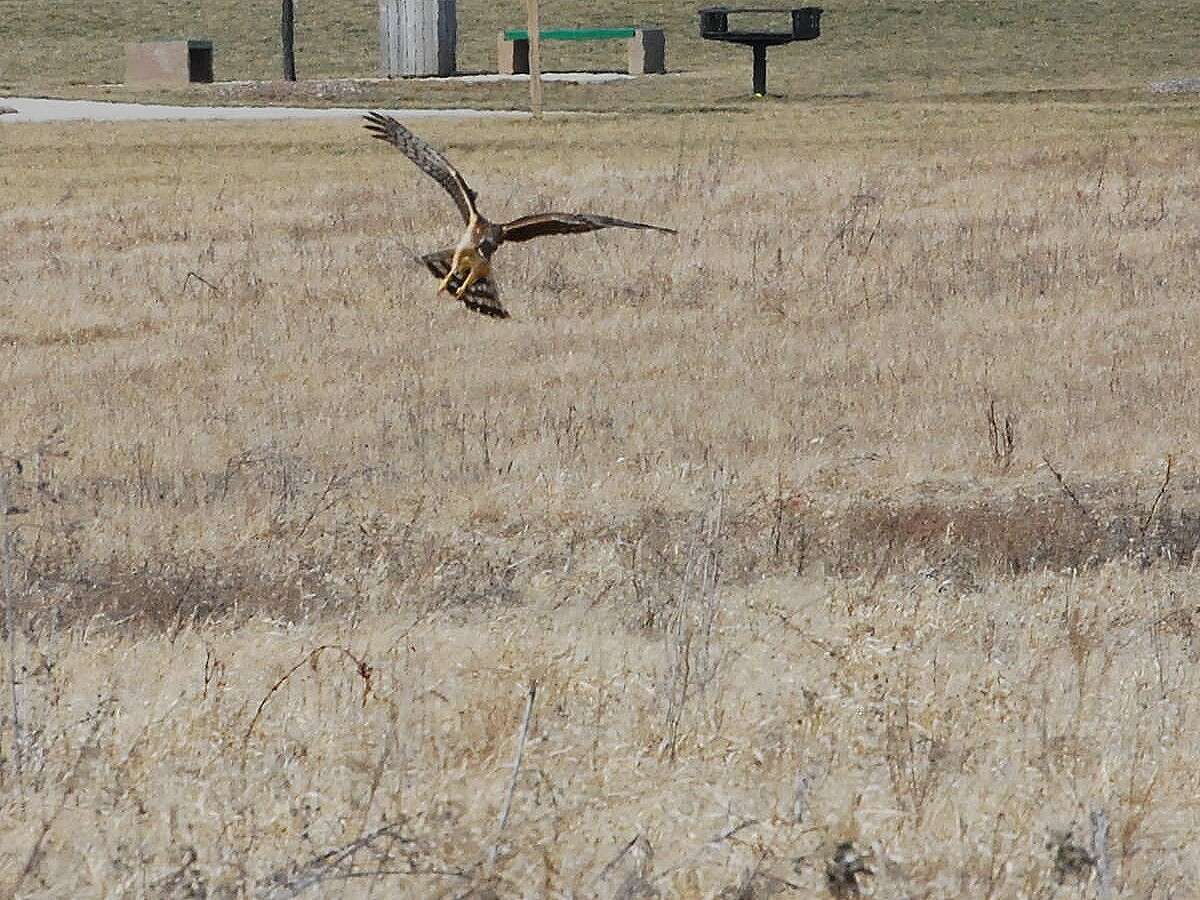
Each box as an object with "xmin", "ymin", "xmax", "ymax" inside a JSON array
[{"xmin": 364, "ymin": 112, "xmax": 676, "ymax": 319}]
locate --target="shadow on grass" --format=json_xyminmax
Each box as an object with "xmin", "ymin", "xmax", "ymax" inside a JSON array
[{"xmin": 14, "ymin": 475, "xmax": 1200, "ymax": 634}]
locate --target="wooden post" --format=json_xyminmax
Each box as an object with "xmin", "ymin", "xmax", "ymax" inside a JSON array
[
  {"xmin": 525, "ymin": 0, "xmax": 542, "ymax": 118},
  {"xmin": 281, "ymin": 0, "xmax": 297, "ymax": 81}
]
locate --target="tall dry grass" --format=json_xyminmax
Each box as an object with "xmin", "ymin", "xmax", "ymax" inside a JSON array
[
  {"xmin": 3, "ymin": 102, "xmax": 1200, "ymax": 620},
  {"xmin": 3, "ymin": 567, "xmax": 1200, "ymax": 895},
  {"xmin": 1, "ymin": 98, "xmax": 1200, "ymax": 894}
]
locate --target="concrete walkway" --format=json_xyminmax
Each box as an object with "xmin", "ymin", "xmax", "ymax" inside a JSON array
[{"xmin": 0, "ymin": 96, "xmax": 525, "ymax": 124}]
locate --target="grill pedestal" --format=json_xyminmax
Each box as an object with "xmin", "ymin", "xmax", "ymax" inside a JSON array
[{"xmin": 699, "ymin": 6, "xmax": 822, "ymax": 96}]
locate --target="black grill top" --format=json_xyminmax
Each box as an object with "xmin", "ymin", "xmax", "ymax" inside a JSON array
[
  {"xmin": 699, "ymin": 6, "xmax": 822, "ymax": 44},
  {"xmin": 699, "ymin": 6, "xmax": 810, "ymax": 11},
  {"xmin": 698, "ymin": 6, "xmax": 823, "ymax": 95}
]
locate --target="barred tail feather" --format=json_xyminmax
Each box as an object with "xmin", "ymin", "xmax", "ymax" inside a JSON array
[{"xmin": 418, "ymin": 250, "xmax": 509, "ymax": 320}]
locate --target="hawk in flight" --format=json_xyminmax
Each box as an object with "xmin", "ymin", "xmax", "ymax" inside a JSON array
[{"xmin": 364, "ymin": 112, "xmax": 676, "ymax": 319}]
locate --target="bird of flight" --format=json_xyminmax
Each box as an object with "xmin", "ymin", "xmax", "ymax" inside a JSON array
[{"xmin": 363, "ymin": 112, "xmax": 677, "ymax": 319}]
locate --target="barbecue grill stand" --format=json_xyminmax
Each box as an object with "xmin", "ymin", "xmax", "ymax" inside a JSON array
[{"xmin": 699, "ymin": 7, "xmax": 822, "ymax": 96}]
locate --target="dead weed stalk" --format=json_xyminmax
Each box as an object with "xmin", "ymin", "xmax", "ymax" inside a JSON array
[
  {"xmin": 660, "ymin": 474, "xmax": 726, "ymax": 763},
  {"xmin": 243, "ymin": 644, "xmax": 374, "ymax": 745},
  {"xmin": 986, "ymin": 399, "xmax": 1017, "ymax": 471}
]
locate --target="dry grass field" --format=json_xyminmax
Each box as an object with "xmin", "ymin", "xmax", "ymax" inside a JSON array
[{"xmin": 3, "ymin": 95, "xmax": 1200, "ymax": 896}]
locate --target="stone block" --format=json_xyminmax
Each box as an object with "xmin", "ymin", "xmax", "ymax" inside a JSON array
[
  {"xmin": 627, "ymin": 28, "xmax": 666, "ymax": 75},
  {"xmin": 125, "ymin": 40, "xmax": 213, "ymax": 86},
  {"xmin": 498, "ymin": 33, "xmax": 530, "ymax": 75}
]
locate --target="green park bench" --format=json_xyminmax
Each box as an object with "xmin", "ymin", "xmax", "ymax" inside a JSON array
[{"xmin": 497, "ymin": 26, "xmax": 665, "ymax": 76}]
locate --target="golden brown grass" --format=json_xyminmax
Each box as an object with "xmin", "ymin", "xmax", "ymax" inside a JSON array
[
  {"xmin": 6, "ymin": 568, "xmax": 1200, "ymax": 896},
  {"xmin": 2, "ymin": 97, "xmax": 1200, "ymax": 894}
]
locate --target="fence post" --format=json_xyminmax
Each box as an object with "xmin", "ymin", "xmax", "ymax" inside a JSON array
[
  {"xmin": 282, "ymin": 0, "xmax": 297, "ymax": 80},
  {"xmin": 525, "ymin": 0, "xmax": 542, "ymax": 117}
]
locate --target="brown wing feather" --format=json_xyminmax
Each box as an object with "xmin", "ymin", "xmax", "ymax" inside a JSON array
[
  {"xmin": 419, "ymin": 249, "xmax": 509, "ymax": 319},
  {"xmin": 364, "ymin": 112, "xmax": 477, "ymax": 224},
  {"xmin": 500, "ymin": 212, "xmax": 677, "ymax": 244}
]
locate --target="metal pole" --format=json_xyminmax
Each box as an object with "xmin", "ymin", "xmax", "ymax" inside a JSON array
[{"xmin": 752, "ymin": 43, "xmax": 767, "ymax": 96}]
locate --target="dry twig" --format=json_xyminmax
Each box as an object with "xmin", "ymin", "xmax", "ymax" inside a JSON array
[
  {"xmin": 258, "ymin": 822, "xmax": 464, "ymax": 898},
  {"xmin": 1042, "ymin": 455, "xmax": 1086, "ymax": 513},
  {"xmin": 11, "ymin": 699, "xmax": 115, "ymax": 896},
  {"xmin": 1, "ymin": 474, "xmax": 20, "ymax": 795},
  {"xmin": 653, "ymin": 818, "xmax": 760, "ymax": 882},
  {"xmin": 489, "ymin": 682, "xmax": 537, "ymax": 866},
  {"xmin": 987, "ymin": 399, "xmax": 1016, "ymax": 470},
  {"xmin": 592, "ymin": 834, "xmax": 644, "ymax": 890},
  {"xmin": 183, "ymin": 270, "xmax": 223, "ymax": 294},
  {"xmin": 244, "ymin": 645, "xmax": 373, "ymax": 744},
  {"xmin": 1139, "ymin": 454, "xmax": 1173, "ymax": 537}
]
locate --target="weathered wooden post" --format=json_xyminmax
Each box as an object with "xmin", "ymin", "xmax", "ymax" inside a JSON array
[
  {"xmin": 379, "ymin": 0, "xmax": 457, "ymax": 77},
  {"xmin": 525, "ymin": 0, "xmax": 543, "ymax": 118},
  {"xmin": 281, "ymin": 0, "xmax": 297, "ymax": 81}
]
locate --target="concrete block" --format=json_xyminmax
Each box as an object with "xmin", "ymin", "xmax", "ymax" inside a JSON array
[
  {"xmin": 498, "ymin": 33, "xmax": 530, "ymax": 75},
  {"xmin": 125, "ymin": 40, "xmax": 213, "ymax": 86},
  {"xmin": 627, "ymin": 28, "xmax": 666, "ymax": 75}
]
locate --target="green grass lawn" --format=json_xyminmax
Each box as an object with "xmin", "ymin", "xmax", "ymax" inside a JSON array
[{"xmin": 2, "ymin": 1, "xmax": 1198, "ymax": 108}]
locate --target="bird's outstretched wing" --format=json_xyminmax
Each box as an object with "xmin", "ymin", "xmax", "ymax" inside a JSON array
[
  {"xmin": 500, "ymin": 213, "xmax": 676, "ymax": 244},
  {"xmin": 364, "ymin": 112, "xmax": 478, "ymax": 224},
  {"xmin": 419, "ymin": 249, "xmax": 509, "ymax": 319}
]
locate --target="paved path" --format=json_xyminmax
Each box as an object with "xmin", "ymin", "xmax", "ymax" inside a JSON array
[{"xmin": 0, "ymin": 96, "xmax": 526, "ymax": 124}]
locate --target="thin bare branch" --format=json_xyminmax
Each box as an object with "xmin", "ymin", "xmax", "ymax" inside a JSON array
[
  {"xmin": 1042, "ymin": 454, "xmax": 1086, "ymax": 513},
  {"xmin": 183, "ymin": 270, "xmax": 223, "ymax": 294},
  {"xmin": 490, "ymin": 682, "xmax": 537, "ymax": 867},
  {"xmin": 244, "ymin": 645, "xmax": 373, "ymax": 745},
  {"xmin": 11, "ymin": 699, "xmax": 115, "ymax": 896},
  {"xmin": 1140, "ymin": 454, "xmax": 1174, "ymax": 537}
]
